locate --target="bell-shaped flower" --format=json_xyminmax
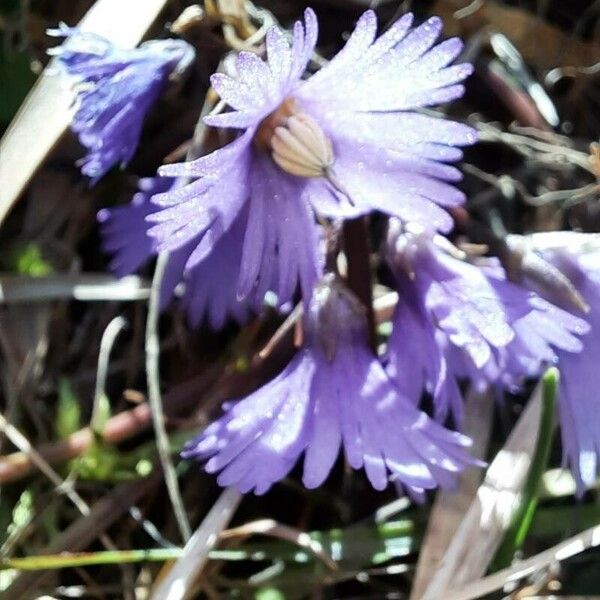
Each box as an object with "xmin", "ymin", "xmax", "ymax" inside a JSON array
[
  {"xmin": 183, "ymin": 276, "xmax": 477, "ymax": 495},
  {"xmin": 148, "ymin": 9, "xmax": 476, "ymax": 305},
  {"xmin": 385, "ymin": 221, "xmax": 587, "ymax": 425},
  {"xmin": 49, "ymin": 25, "xmax": 193, "ymax": 182}
]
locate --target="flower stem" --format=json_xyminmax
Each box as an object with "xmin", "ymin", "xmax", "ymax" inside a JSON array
[
  {"xmin": 145, "ymin": 252, "xmax": 191, "ymax": 543},
  {"xmin": 342, "ymin": 217, "xmax": 376, "ymax": 350}
]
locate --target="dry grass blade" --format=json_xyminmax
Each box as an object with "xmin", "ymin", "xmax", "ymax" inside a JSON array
[
  {"xmin": 446, "ymin": 524, "xmax": 600, "ymax": 600},
  {"xmin": 0, "ymin": 411, "xmax": 124, "ymax": 595},
  {"xmin": 0, "ymin": 274, "xmax": 150, "ymax": 303},
  {"xmin": 409, "ymin": 389, "xmax": 495, "ymax": 600},
  {"xmin": 0, "ymin": 411, "xmax": 92, "ymax": 517},
  {"xmin": 150, "ymin": 487, "xmax": 242, "ymax": 600},
  {"xmin": 221, "ymin": 519, "xmax": 338, "ymax": 572},
  {"xmin": 0, "ymin": 0, "xmax": 171, "ymax": 226},
  {"xmin": 92, "ymin": 316, "xmax": 128, "ymax": 431},
  {"xmin": 420, "ymin": 381, "xmax": 544, "ymax": 599}
]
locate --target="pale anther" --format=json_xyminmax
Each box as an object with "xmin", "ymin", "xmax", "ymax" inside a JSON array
[{"xmin": 270, "ymin": 113, "xmax": 334, "ymax": 179}]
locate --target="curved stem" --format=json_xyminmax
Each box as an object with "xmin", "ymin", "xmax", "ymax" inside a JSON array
[{"xmin": 145, "ymin": 251, "xmax": 191, "ymax": 542}]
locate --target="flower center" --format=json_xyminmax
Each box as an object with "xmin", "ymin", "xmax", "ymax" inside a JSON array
[{"xmin": 255, "ymin": 99, "xmax": 334, "ymax": 179}]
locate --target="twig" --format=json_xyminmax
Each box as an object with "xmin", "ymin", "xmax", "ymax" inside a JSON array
[
  {"xmin": 474, "ymin": 121, "xmax": 594, "ymax": 174},
  {"xmin": 342, "ymin": 217, "xmax": 376, "ymax": 350},
  {"xmin": 150, "ymin": 487, "xmax": 242, "ymax": 600},
  {"xmin": 0, "ymin": 403, "xmax": 153, "ymax": 484},
  {"xmin": 0, "ymin": 412, "xmax": 87, "ymax": 517},
  {"xmin": 463, "ymin": 163, "xmax": 600, "ymax": 208},
  {"xmin": 0, "ymin": 287, "xmax": 400, "ymax": 486},
  {"xmin": 0, "ymin": 365, "xmax": 219, "ymax": 485},
  {"xmin": 146, "ymin": 252, "xmax": 191, "ymax": 543}
]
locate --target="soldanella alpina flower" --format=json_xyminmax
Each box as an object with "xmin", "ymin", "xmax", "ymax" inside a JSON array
[
  {"xmin": 49, "ymin": 25, "xmax": 193, "ymax": 182},
  {"xmin": 148, "ymin": 9, "xmax": 476, "ymax": 305},
  {"xmin": 182, "ymin": 276, "xmax": 477, "ymax": 495},
  {"xmin": 512, "ymin": 234, "xmax": 600, "ymax": 492},
  {"xmin": 385, "ymin": 220, "xmax": 588, "ymax": 423},
  {"xmin": 98, "ymin": 178, "xmax": 257, "ymax": 328}
]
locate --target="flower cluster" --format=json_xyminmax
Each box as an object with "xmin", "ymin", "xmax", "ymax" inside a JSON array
[{"xmin": 54, "ymin": 8, "xmax": 600, "ymax": 495}]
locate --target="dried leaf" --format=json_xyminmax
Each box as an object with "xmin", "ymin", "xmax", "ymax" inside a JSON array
[
  {"xmin": 420, "ymin": 380, "xmax": 546, "ymax": 599},
  {"xmin": 409, "ymin": 389, "xmax": 494, "ymax": 600}
]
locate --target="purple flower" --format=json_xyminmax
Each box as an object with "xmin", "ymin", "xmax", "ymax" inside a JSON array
[
  {"xmin": 98, "ymin": 177, "xmax": 256, "ymax": 329},
  {"xmin": 525, "ymin": 240, "xmax": 600, "ymax": 491},
  {"xmin": 386, "ymin": 284, "xmax": 464, "ymax": 424},
  {"xmin": 49, "ymin": 25, "xmax": 193, "ymax": 182},
  {"xmin": 148, "ymin": 9, "xmax": 475, "ymax": 305},
  {"xmin": 385, "ymin": 222, "xmax": 587, "ymax": 423},
  {"xmin": 182, "ymin": 276, "xmax": 477, "ymax": 495}
]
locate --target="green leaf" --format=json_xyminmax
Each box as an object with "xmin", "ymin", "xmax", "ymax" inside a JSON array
[
  {"xmin": 255, "ymin": 588, "xmax": 286, "ymax": 600},
  {"xmin": 56, "ymin": 379, "xmax": 81, "ymax": 439},
  {"xmin": 74, "ymin": 441, "xmax": 117, "ymax": 480},
  {"xmin": 69, "ymin": 430, "xmax": 191, "ymax": 483},
  {"xmin": 13, "ymin": 243, "xmax": 53, "ymax": 277},
  {"xmin": 8, "ymin": 489, "xmax": 34, "ymax": 533}
]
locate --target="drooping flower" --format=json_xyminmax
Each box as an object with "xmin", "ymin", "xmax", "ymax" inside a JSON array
[
  {"xmin": 386, "ymin": 280, "xmax": 464, "ymax": 423},
  {"xmin": 515, "ymin": 235, "xmax": 600, "ymax": 492},
  {"xmin": 182, "ymin": 275, "xmax": 477, "ymax": 495},
  {"xmin": 98, "ymin": 177, "xmax": 256, "ymax": 329},
  {"xmin": 49, "ymin": 25, "xmax": 193, "ymax": 182},
  {"xmin": 385, "ymin": 220, "xmax": 588, "ymax": 424},
  {"xmin": 148, "ymin": 9, "xmax": 476, "ymax": 305}
]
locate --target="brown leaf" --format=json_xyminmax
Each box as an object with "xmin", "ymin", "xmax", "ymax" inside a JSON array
[{"xmin": 432, "ymin": 0, "xmax": 600, "ymax": 70}]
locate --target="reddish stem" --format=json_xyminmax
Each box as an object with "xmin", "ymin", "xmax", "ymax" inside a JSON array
[{"xmin": 342, "ymin": 216, "xmax": 376, "ymax": 350}]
